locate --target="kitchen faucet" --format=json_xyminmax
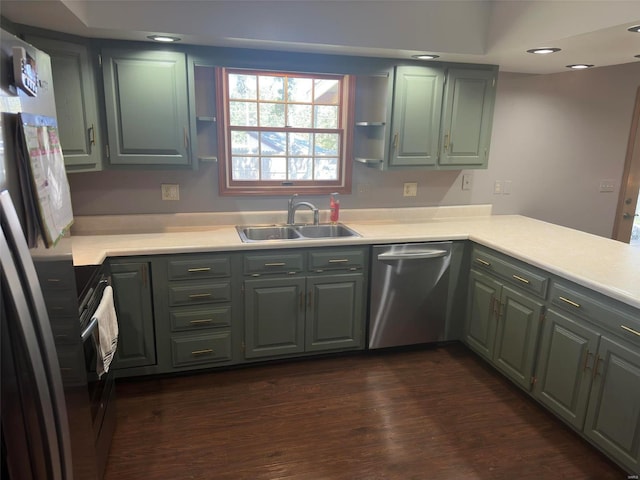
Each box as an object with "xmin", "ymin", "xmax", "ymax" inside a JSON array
[{"xmin": 287, "ymin": 194, "xmax": 319, "ymax": 225}]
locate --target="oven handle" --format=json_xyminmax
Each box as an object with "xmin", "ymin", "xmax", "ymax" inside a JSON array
[{"xmin": 81, "ymin": 316, "xmax": 99, "ymax": 342}]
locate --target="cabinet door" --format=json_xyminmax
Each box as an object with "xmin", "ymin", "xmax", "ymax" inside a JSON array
[
  {"xmin": 533, "ymin": 309, "xmax": 600, "ymax": 429},
  {"xmin": 244, "ymin": 277, "xmax": 305, "ymax": 359},
  {"xmin": 465, "ymin": 270, "xmax": 502, "ymax": 360},
  {"xmin": 388, "ymin": 65, "xmax": 444, "ymax": 167},
  {"xmin": 492, "ymin": 285, "xmax": 544, "ymax": 391},
  {"xmin": 584, "ymin": 337, "xmax": 640, "ymax": 473},
  {"xmin": 102, "ymin": 49, "xmax": 190, "ymax": 165},
  {"xmin": 110, "ymin": 262, "xmax": 156, "ymax": 369},
  {"xmin": 305, "ymin": 274, "xmax": 364, "ymax": 352},
  {"xmin": 25, "ymin": 36, "xmax": 102, "ymax": 172},
  {"xmin": 439, "ymin": 68, "xmax": 496, "ymax": 168}
]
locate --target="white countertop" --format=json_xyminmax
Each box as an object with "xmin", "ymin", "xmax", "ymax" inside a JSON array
[{"xmin": 70, "ymin": 212, "xmax": 640, "ymax": 310}]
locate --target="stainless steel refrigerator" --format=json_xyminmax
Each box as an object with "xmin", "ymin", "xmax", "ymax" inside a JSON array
[{"xmin": 0, "ymin": 28, "xmax": 97, "ymax": 480}]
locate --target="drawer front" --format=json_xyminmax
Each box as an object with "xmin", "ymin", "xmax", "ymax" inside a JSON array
[
  {"xmin": 243, "ymin": 253, "xmax": 303, "ymax": 275},
  {"xmin": 168, "ymin": 282, "xmax": 231, "ymax": 306},
  {"xmin": 308, "ymin": 249, "xmax": 365, "ymax": 271},
  {"xmin": 169, "ymin": 305, "xmax": 232, "ymax": 332},
  {"xmin": 50, "ymin": 316, "xmax": 81, "ymax": 345},
  {"xmin": 42, "ymin": 293, "xmax": 79, "ymax": 317},
  {"xmin": 35, "ymin": 263, "xmax": 76, "ymax": 291},
  {"xmin": 471, "ymin": 247, "xmax": 548, "ymax": 298},
  {"xmin": 550, "ymin": 282, "xmax": 640, "ymax": 346},
  {"xmin": 168, "ymin": 256, "xmax": 231, "ymax": 280},
  {"xmin": 171, "ymin": 332, "xmax": 232, "ymax": 367}
]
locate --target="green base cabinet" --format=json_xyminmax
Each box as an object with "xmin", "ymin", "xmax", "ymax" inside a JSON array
[
  {"xmin": 109, "ymin": 261, "xmax": 156, "ymax": 370},
  {"xmin": 465, "ymin": 269, "xmax": 501, "ymax": 360}
]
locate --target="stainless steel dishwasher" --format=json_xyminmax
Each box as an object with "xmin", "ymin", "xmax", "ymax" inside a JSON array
[{"xmin": 368, "ymin": 242, "xmax": 452, "ymax": 349}]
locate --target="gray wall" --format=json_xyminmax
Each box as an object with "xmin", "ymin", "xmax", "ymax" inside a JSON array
[{"xmin": 68, "ymin": 61, "xmax": 640, "ymax": 238}]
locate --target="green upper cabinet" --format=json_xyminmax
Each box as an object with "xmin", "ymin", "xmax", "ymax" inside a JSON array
[
  {"xmin": 439, "ymin": 68, "xmax": 497, "ymax": 168},
  {"xmin": 388, "ymin": 65, "xmax": 444, "ymax": 168},
  {"xmin": 25, "ymin": 36, "xmax": 103, "ymax": 172},
  {"xmin": 101, "ymin": 49, "xmax": 191, "ymax": 166}
]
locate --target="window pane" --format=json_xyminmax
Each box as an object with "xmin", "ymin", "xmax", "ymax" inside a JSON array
[
  {"xmin": 289, "ymin": 157, "xmax": 313, "ymax": 180},
  {"xmin": 259, "ymin": 103, "xmax": 285, "ymax": 127},
  {"xmin": 314, "ymin": 105, "xmax": 338, "ymax": 129},
  {"xmin": 231, "ymin": 131, "xmax": 259, "ymax": 155},
  {"xmin": 232, "ymin": 157, "xmax": 259, "ymax": 180},
  {"xmin": 314, "ymin": 79, "xmax": 339, "ymax": 104},
  {"xmin": 288, "ymin": 104, "xmax": 312, "ymax": 128},
  {"xmin": 314, "ymin": 158, "xmax": 338, "ymax": 180},
  {"xmin": 229, "ymin": 74, "xmax": 257, "ymax": 100},
  {"xmin": 260, "ymin": 131, "xmax": 286, "ymax": 155},
  {"xmin": 230, "ymin": 101, "xmax": 257, "ymax": 126},
  {"xmin": 288, "ymin": 77, "xmax": 313, "ymax": 103},
  {"xmin": 259, "ymin": 75, "xmax": 284, "ymax": 101},
  {"xmin": 314, "ymin": 133, "xmax": 339, "ymax": 156},
  {"xmin": 261, "ymin": 157, "xmax": 286, "ymax": 180},
  {"xmin": 288, "ymin": 132, "xmax": 312, "ymax": 156}
]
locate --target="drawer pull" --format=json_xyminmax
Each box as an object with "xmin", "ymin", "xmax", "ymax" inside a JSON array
[
  {"xmin": 191, "ymin": 349, "xmax": 213, "ymax": 356},
  {"xmin": 190, "ymin": 319, "xmax": 213, "ymax": 325},
  {"xmin": 264, "ymin": 262, "xmax": 286, "ymax": 267},
  {"xmin": 559, "ymin": 296, "xmax": 581, "ymax": 308},
  {"xmin": 187, "ymin": 267, "xmax": 211, "ymax": 273},
  {"xmin": 475, "ymin": 258, "xmax": 491, "ymax": 266},
  {"xmin": 47, "ymin": 278, "xmax": 61, "ymax": 283},
  {"xmin": 328, "ymin": 259, "xmax": 349, "ymax": 263},
  {"xmin": 512, "ymin": 274, "xmax": 530, "ymax": 284},
  {"xmin": 621, "ymin": 325, "xmax": 640, "ymax": 337},
  {"xmin": 189, "ymin": 293, "xmax": 212, "ymax": 299}
]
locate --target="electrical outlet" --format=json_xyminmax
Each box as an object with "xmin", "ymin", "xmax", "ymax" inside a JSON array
[
  {"xmin": 161, "ymin": 183, "xmax": 180, "ymax": 201},
  {"xmin": 403, "ymin": 182, "xmax": 418, "ymax": 197},
  {"xmin": 357, "ymin": 183, "xmax": 371, "ymax": 194},
  {"xmin": 599, "ymin": 179, "xmax": 615, "ymax": 192},
  {"xmin": 462, "ymin": 174, "xmax": 473, "ymax": 191}
]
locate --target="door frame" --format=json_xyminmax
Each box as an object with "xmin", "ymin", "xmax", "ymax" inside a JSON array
[{"xmin": 613, "ymin": 86, "xmax": 640, "ymax": 242}]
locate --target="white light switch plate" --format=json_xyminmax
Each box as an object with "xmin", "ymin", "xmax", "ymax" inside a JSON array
[
  {"xmin": 403, "ymin": 182, "xmax": 418, "ymax": 197},
  {"xmin": 161, "ymin": 184, "xmax": 180, "ymax": 201}
]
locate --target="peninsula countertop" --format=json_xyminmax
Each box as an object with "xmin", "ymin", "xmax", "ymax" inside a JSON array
[{"xmin": 70, "ymin": 210, "xmax": 640, "ymax": 310}]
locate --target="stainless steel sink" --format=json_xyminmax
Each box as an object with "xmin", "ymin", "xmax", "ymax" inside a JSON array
[{"xmin": 236, "ymin": 223, "xmax": 359, "ymax": 242}]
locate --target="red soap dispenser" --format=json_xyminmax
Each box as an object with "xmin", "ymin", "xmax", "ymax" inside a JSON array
[{"xmin": 330, "ymin": 193, "xmax": 340, "ymax": 223}]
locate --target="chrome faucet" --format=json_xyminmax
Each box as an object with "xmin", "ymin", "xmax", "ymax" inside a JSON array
[{"xmin": 287, "ymin": 194, "xmax": 319, "ymax": 225}]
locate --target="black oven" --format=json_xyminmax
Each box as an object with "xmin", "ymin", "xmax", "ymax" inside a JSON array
[{"xmin": 75, "ymin": 264, "xmax": 117, "ymax": 479}]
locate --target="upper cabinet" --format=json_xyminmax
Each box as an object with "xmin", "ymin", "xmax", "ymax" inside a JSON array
[
  {"xmin": 439, "ymin": 68, "xmax": 497, "ymax": 168},
  {"xmin": 24, "ymin": 36, "xmax": 103, "ymax": 172},
  {"xmin": 101, "ymin": 49, "xmax": 192, "ymax": 166}
]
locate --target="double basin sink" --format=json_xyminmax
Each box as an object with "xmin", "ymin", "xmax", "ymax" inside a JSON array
[{"xmin": 236, "ymin": 223, "xmax": 360, "ymax": 242}]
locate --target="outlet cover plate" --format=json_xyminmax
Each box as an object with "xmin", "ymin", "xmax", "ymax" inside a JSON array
[
  {"xmin": 161, "ymin": 184, "xmax": 180, "ymax": 201},
  {"xmin": 403, "ymin": 182, "xmax": 418, "ymax": 197}
]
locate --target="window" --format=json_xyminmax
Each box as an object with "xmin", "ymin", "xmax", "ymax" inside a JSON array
[{"xmin": 216, "ymin": 68, "xmax": 354, "ymax": 195}]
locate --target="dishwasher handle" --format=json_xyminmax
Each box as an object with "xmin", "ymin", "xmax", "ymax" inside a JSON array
[{"xmin": 377, "ymin": 249, "xmax": 449, "ymax": 261}]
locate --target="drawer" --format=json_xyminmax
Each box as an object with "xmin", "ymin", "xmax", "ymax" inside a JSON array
[
  {"xmin": 308, "ymin": 249, "xmax": 365, "ymax": 271},
  {"xmin": 243, "ymin": 252, "xmax": 303, "ymax": 276},
  {"xmin": 50, "ymin": 316, "xmax": 81, "ymax": 345},
  {"xmin": 168, "ymin": 281, "xmax": 231, "ymax": 306},
  {"xmin": 550, "ymin": 282, "xmax": 640, "ymax": 346},
  {"xmin": 41, "ymin": 292, "xmax": 78, "ymax": 317},
  {"xmin": 171, "ymin": 331, "xmax": 231, "ymax": 367},
  {"xmin": 169, "ymin": 305, "xmax": 232, "ymax": 332},
  {"xmin": 167, "ymin": 256, "xmax": 231, "ymax": 280},
  {"xmin": 57, "ymin": 345, "xmax": 86, "ymax": 386},
  {"xmin": 35, "ymin": 262, "xmax": 76, "ymax": 291},
  {"xmin": 471, "ymin": 247, "xmax": 549, "ymax": 298}
]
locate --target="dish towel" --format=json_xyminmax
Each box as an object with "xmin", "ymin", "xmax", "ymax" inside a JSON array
[{"xmin": 92, "ymin": 285, "xmax": 119, "ymax": 377}]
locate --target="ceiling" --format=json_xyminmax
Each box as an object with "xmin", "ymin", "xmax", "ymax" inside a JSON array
[{"xmin": 2, "ymin": 0, "xmax": 640, "ymax": 74}]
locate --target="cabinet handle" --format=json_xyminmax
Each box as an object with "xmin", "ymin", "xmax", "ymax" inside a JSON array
[
  {"xmin": 475, "ymin": 258, "xmax": 491, "ymax": 266},
  {"xmin": 621, "ymin": 325, "xmax": 640, "ymax": 337},
  {"xmin": 189, "ymin": 293, "xmax": 212, "ymax": 299},
  {"xmin": 191, "ymin": 349, "xmax": 213, "ymax": 356},
  {"xmin": 512, "ymin": 274, "xmax": 530, "ymax": 284},
  {"xmin": 88, "ymin": 124, "xmax": 96, "ymax": 146},
  {"xmin": 264, "ymin": 262, "xmax": 286, "ymax": 267},
  {"xmin": 328, "ymin": 259, "xmax": 349, "ymax": 263},
  {"xmin": 190, "ymin": 319, "xmax": 213, "ymax": 325},
  {"xmin": 582, "ymin": 350, "xmax": 593, "ymax": 372},
  {"xmin": 558, "ymin": 296, "xmax": 580, "ymax": 308},
  {"xmin": 187, "ymin": 267, "xmax": 211, "ymax": 273},
  {"xmin": 393, "ymin": 132, "xmax": 399, "ymax": 150},
  {"xmin": 592, "ymin": 354, "xmax": 603, "ymax": 379},
  {"xmin": 308, "ymin": 291, "xmax": 313, "ymax": 308},
  {"xmin": 184, "ymin": 126, "xmax": 190, "ymax": 150},
  {"xmin": 443, "ymin": 133, "xmax": 450, "ymax": 151}
]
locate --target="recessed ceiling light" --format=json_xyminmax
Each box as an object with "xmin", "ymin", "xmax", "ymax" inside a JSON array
[
  {"xmin": 628, "ymin": 25, "xmax": 640, "ymax": 33},
  {"xmin": 147, "ymin": 35, "xmax": 181, "ymax": 43},
  {"xmin": 526, "ymin": 48, "xmax": 561, "ymax": 55},
  {"xmin": 566, "ymin": 64, "xmax": 594, "ymax": 70},
  {"xmin": 411, "ymin": 54, "xmax": 440, "ymax": 60}
]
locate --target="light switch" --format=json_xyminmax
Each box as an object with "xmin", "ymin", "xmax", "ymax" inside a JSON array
[
  {"xmin": 403, "ymin": 182, "xmax": 418, "ymax": 197},
  {"xmin": 161, "ymin": 184, "xmax": 180, "ymax": 201},
  {"xmin": 462, "ymin": 174, "xmax": 473, "ymax": 191},
  {"xmin": 599, "ymin": 180, "xmax": 615, "ymax": 193},
  {"xmin": 494, "ymin": 181, "xmax": 503, "ymax": 195}
]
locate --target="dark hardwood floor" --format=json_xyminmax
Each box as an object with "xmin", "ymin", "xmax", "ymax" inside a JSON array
[{"xmin": 104, "ymin": 344, "xmax": 627, "ymax": 480}]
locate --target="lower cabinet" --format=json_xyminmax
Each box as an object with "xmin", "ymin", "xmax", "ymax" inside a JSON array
[
  {"xmin": 109, "ymin": 260, "xmax": 156, "ymax": 370},
  {"xmin": 243, "ymin": 248, "xmax": 367, "ymax": 360}
]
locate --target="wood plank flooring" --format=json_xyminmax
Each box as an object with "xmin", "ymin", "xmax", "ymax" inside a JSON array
[{"xmin": 104, "ymin": 344, "xmax": 627, "ymax": 480}]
